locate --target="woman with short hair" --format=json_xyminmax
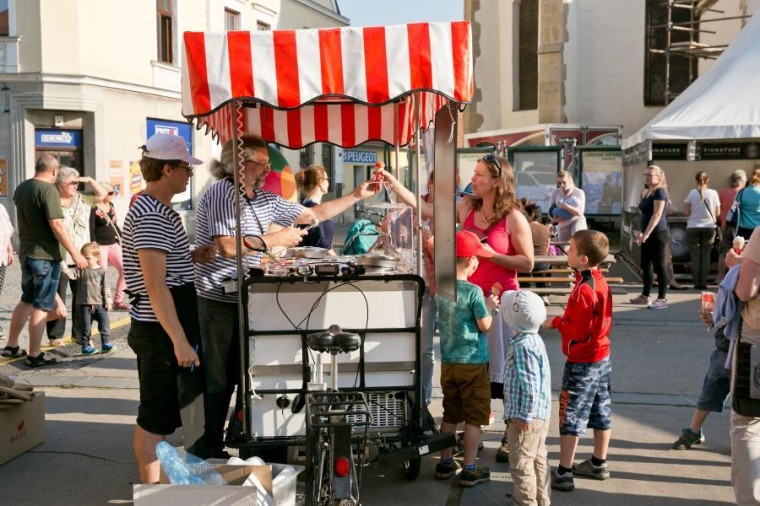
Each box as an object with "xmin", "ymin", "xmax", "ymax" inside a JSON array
[
  {"xmin": 548, "ymin": 170, "xmax": 587, "ymax": 242},
  {"xmin": 47, "ymin": 166, "xmax": 107, "ymax": 346}
]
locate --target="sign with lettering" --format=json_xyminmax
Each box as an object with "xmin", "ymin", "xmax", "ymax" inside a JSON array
[
  {"xmin": 699, "ymin": 143, "xmax": 760, "ymax": 160},
  {"xmin": 343, "ymin": 150, "xmax": 377, "ymax": 164},
  {"xmin": 651, "ymin": 143, "xmax": 688, "ymax": 160},
  {"xmin": 146, "ymin": 118, "xmax": 194, "ymax": 209},
  {"xmin": 34, "ymin": 129, "xmax": 82, "ymax": 149}
]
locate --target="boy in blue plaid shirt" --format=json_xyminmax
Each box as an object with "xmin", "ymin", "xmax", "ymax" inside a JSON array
[{"xmin": 502, "ymin": 289, "xmax": 552, "ymax": 505}]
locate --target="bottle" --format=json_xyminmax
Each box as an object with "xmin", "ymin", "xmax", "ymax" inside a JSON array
[
  {"xmin": 156, "ymin": 441, "xmax": 197, "ymax": 484},
  {"xmin": 155, "ymin": 441, "xmax": 225, "ymax": 485}
]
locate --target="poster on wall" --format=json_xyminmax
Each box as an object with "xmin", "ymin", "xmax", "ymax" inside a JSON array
[
  {"xmin": 0, "ymin": 159, "xmax": 7, "ymax": 197},
  {"xmin": 129, "ymin": 161, "xmax": 145, "ymax": 196},
  {"xmin": 108, "ymin": 160, "xmax": 126, "ymax": 199},
  {"xmin": 511, "ymin": 150, "xmax": 560, "ymax": 215},
  {"xmin": 580, "ymin": 150, "xmax": 623, "ymax": 215},
  {"xmin": 146, "ymin": 118, "xmax": 194, "ymax": 210}
]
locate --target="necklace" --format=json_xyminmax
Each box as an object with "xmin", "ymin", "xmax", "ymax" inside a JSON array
[{"xmin": 478, "ymin": 211, "xmax": 495, "ymax": 227}]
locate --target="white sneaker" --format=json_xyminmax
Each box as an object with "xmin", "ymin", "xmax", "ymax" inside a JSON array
[{"xmin": 648, "ymin": 298, "xmax": 668, "ymax": 310}]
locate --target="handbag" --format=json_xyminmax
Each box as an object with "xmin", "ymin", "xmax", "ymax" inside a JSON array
[
  {"xmin": 725, "ymin": 188, "xmax": 745, "ymax": 234},
  {"xmin": 701, "ymin": 191, "xmax": 721, "ymax": 250},
  {"xmin": 732, "ymin": 327, "xmax": 760, "ymax": 417},
  {"xmin": 46, "ymin": 293, "xmax": 68, "ymax": 322}
]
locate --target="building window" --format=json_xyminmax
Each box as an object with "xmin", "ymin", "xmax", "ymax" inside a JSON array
[
  {"xmin": 644, "ymin": 0, "xmax": 698, "ymax": 105},
  {"xmin": 225, "ymin": 8, "xmax": 239, "ymax": 31},
  {"xmin": 157, "ymin": 0, "xmax": 173, "ymax": 64},
  {"xmin": 257, "ymin": 20, "xmax": 271, "ymax": 31},
  {"xmin": 518, "ymin": 0, "xmax": 538, "ymax": 111},
  {"xmin": 0, "ymin": 0, "xmax": 9, "ymax": 36}
]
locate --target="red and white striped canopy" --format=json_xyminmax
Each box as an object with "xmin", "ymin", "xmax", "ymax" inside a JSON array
[{"xmin": 181, "ymin": 21, "xmax": 473, "ymax": 148}]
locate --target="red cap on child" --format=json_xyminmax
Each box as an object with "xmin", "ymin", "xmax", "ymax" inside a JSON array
[{"xmin": 456, "ymin": 230, "xmax": 493, "ymax": 258}]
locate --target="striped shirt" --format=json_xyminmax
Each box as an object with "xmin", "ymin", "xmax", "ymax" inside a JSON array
[
  {"xmin": 122, "ymin": 194, "xmax": 195, "ymax": 322},
  {"xmin": 195, "ymin": 179, "xmax": 303, "ymax": 302},
  {"xmin": 503, "ymin": 332, "xmax": 552, "ymax": 424}
]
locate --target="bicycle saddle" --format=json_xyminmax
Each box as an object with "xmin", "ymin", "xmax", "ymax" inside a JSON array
[{"xmin": 307, "ymin": 325, "xmax": 360, "ymax": 354}]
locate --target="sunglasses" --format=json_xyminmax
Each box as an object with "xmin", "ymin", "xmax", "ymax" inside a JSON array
[
  {"xmin": 246, "ymin": 159, "xmax": 271, "ymax": 170},
  {"xmin": 175, "ymin": 164, "xmax": 194, "ymax": 174},
  {"xmin": 479, "ymin": 154, "xmax": 502, "ymax": 177}
]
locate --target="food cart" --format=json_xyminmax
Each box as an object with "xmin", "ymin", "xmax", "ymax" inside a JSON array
[{"xmin": 180, "ymin": 21, "xmax": 473, "ymax": 499}]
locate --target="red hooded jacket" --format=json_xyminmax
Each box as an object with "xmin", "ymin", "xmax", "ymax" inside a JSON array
[{"xmin": 551, "ymin": 269, "xmax": 612, "ymax": 363}]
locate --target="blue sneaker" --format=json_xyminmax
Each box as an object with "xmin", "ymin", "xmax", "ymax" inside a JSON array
[
  {"xmin": 102, "ymin": 343, "xmax": 114, "ymax": 353},
  {"xmin": 82, "ymin": 346, "xmax": 99, "ymax": 356}
]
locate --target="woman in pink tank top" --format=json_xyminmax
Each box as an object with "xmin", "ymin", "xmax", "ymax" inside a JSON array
[{"xmin": 456, "ymin": 154, "xmax": 534, "ymax": 460}]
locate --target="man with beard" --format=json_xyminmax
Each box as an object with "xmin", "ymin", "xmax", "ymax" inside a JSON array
[{"xmin": 195, "ymin": 134, "xmax": 379, "ymax": 457}]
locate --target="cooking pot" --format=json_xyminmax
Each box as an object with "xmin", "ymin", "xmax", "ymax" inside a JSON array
[
  {"xmin": 355, "ymin": 253, "xmax": 400, "ymax": 269},
  {"xmin": 286, "ymin": 246, "xmax": 328, "ymax": 259}
]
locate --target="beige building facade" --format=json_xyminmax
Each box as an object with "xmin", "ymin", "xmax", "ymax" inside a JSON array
[
  {"xmin": 0, "ymin": 0, "xmax": 347, "ymax": 236},
  {"xmin": 464, "ymin": 0, "xmax": 760, "ymax": 141}
]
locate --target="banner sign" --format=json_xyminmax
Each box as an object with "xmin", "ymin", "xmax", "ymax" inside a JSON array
[
  {"xmin": 35, "ymin": 129, "xmax": 82, "ymax": 149},
  {"xmin": 343, "ymin": 150, "xmax": 377, "ymax": 164}
]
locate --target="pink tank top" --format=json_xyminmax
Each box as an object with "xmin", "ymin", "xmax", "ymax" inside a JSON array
[{"xmin": 463, "ymin": 209, "xmax": 519, "ymax": 296}]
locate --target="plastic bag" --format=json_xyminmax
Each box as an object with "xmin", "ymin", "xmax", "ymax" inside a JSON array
[{"xmin": 155, "ymin": 441, "xmax": 225, "ymax": 485}]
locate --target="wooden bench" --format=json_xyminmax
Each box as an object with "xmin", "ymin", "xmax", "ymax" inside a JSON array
[
  {"xmin": 517, "ymin": 255, "xmax": 621, "ymax": 298},
  {"xmin": 517, "ymin": 276, "xmax": 624, "ymax": 285}
]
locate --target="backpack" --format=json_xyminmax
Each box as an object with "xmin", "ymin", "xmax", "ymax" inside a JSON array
[{"xmin": 341, "ymin": 219, "xmax": 381, "ymax": 255}]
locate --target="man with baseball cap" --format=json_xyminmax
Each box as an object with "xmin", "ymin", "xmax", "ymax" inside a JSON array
[
  {"xmin": 434, "ymin": 230, "xmax": 499, "ymax": 487},
  {"xmin": 123, "ymin": 133, "xmax": 215, "ymax": 483}
]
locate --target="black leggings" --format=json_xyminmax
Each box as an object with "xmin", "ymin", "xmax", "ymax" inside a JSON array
[{"xmin": 641, "ymin": 229, "xmax": 669, "ymax": 300}]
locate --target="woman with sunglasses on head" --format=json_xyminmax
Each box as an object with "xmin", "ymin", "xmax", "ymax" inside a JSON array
[
  {"xmin": 630, "ymin": 165, "xmax": 670, "ymax": 310},
  {"xmin": 456, "ymin": 154, "xmax": 534, "ymax": 462},
  {"xmin": 46, "ymin": 167, "xmax": 108, "ymax": 347},
  {"xmin": 90, "ymin": 182, "xmax": 129, "ymax": 310},
  {"xmin": 548, "ymin": 170, "xmax": 587, "ymax": 243}
]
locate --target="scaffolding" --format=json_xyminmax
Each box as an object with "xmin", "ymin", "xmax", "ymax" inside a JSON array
[{"xmin": 649, "ymin": 0, "xmax": 751, "ymax": 103}]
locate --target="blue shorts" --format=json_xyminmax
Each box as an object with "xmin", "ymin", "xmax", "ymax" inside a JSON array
[
  {"xmin": 20, "ymin": 257, "xmax": 61, "ymax": 311},
  {"xmin": 696, "ymin": 349, "xmax": 730, "ymax": 413},
  {"xmin": 559, "ymin": 357, "xmax": 612, "ymax": 436}
]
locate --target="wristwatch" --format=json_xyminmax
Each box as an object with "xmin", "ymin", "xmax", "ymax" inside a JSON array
[{"xmin": 491, "ymin": 307, "xmax": 500, "ymax": 316}]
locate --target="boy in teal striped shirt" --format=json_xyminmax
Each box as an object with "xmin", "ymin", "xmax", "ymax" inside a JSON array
[{"xmin": 502, "ymin": 289, "xmax": 552, "ymax": 505}]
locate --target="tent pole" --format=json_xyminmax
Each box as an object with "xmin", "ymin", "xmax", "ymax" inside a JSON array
[
  {"xmin": 415, "ymin": 97, "xmax": 423, "ymax": 277},
  {"xmin": 230, "ymin": 100, "xmax": 250, "ymax": 443}
]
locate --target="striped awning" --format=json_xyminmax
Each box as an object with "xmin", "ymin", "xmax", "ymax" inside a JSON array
[{"xmin": 181, "ymin": 21, "xmax": 473, "ymax": 148}]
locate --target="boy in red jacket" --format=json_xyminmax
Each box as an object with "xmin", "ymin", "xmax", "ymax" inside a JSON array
[{"xmin": 544, "ymin": 230, "xmax": 613, "ymax": 492}]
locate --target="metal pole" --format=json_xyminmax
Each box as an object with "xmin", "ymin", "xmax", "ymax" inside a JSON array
[
  {"xmin": 230, "ymin": 100, "xmax": 250, "ymax": 441},
  {"xmin": 415, "ymin": 97, "xmax": 423, "ymax": 277}
]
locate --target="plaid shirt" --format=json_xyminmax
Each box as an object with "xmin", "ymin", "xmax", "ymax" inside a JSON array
[{"xmin": 503, "ymin": 332, "xmax": 551, "ymax": 424}]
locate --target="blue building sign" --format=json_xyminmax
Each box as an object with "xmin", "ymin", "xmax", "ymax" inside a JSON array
[
  {"xmin": 146, "ymin": 118, "xmax": 194, "ymax": 210},
  {"xmin": 344, "ymin": 150, "xmax": 377, "ymax": 164},
  {"xmin": 146, "ymin": 118, "xmax": 193, "ymax": 150},
  {"xmin": 35, "ymin": 129, "xmax": 82, "ymax": 149}
]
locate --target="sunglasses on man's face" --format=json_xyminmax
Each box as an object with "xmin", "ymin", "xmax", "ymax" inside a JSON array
[{"xmin": 479, "ymin": 154, "xmax": 502, "ymax": 177}]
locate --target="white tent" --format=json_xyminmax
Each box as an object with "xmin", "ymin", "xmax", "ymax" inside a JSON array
[{"xmin": 623, "ymin": 8, "xmax": 760, "ymax": 150}]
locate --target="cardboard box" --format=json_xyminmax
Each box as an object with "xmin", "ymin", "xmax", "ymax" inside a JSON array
[
  {"xmin": 135, "ymin": 462, "xmax": 303, "ymax": 506},
  {"xmin": 0, "ymin": 392, "xmax": 45, "ymax": 465}
]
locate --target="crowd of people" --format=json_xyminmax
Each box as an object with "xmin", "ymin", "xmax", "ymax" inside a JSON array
[{"xmin": 3, "ymin": 139, "xmax": 760, "ymax": 503}]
